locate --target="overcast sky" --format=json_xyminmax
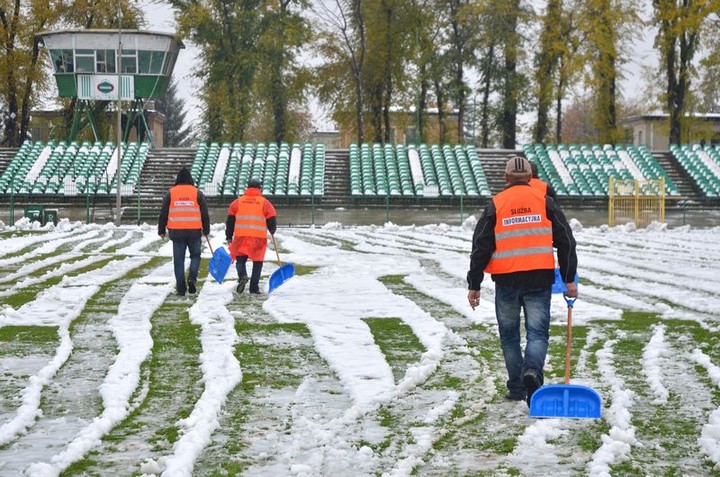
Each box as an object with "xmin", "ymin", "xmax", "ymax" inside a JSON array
[{"xmin": 138, "ymin": 0, "xmax": 659, "ymax": 140}]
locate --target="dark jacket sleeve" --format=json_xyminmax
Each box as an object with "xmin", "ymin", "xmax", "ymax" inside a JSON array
[
  {"xmin": 197, "ymin": 190, "xmax": 210, "ymax": 236},
  {"xmin": 226, "ymin": 215, "xmax": 235, "ymax": 242},
  {"xmin": 158, "ymin": 190, "xmax": 171, "ymax": 235},
  {"xmin": 267, "ymin": 216, "xmax": 277, "ymax": 235},
  {"xmin": 546, "ymin": 183, "xmax": 558, "ymax": 202},
  {"xmin": 467, "ymin": 202, "xmax": 496, "ymax": 290},
  {"xmin": 547, "ymin": 196, "xmax": 577, "ymax": 283}
]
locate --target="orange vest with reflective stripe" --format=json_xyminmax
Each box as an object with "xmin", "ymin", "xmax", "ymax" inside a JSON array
[
  {"xmin": 167, "ymin": 184, "xmax": 202, "ymax": 230},
  {"xmin": 234, "ymin": 195, "xmax": 268, "ymax": 238},
  {"xmin": 529, "ymin": 177, "xmax": 548, "ymax": 196},
  {"xmin": 485, "ymin": 185, "xmax": 554, "ymax": 275}
]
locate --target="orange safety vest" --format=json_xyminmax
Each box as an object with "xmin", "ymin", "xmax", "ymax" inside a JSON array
[
  {"xmin": 167, "ymin": 184, "xmax": 202, "ymax": 230},
  {"xmin": 485, "ymin": 185, "xmax": 554, "ymax": 275},
  {"xmin": 234, "ymin": 195, "xmax": 269, "ymax": 238},
  {"xmin": 529, "ymin": 177, "xmax": 548, "ymax": 196}
]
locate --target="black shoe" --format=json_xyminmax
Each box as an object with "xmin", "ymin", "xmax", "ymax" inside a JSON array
[
  {"xmin": 523, "ymin": 371, "xmax": 542, "ymax": 406},
  {"xmin": 236, "ymin": 277, "xmax": 249, "ymax": 294},
  {"xmin": 177, "ymin": 290, "xmax": 186, "ymax": 297},
  {"xmin": 188, "ymin": 281, "xmax": 197, "ymax": 294},
  {"xmin": 504, "ymin": 392, "xmax": 526, "ymax": 401}
]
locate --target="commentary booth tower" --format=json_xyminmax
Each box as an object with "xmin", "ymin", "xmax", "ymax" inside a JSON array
[
  {"xmin": 37, "ymin": 29, "xmax": 185, "ymax": 144},
  {"xmin": 37, "ymin": 29, "xmax": 184, "ymax": 223}
]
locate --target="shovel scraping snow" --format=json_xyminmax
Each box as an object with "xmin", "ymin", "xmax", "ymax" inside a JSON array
[
  {"xmin": 529, "ymin": 296, "xmax": 602, "ymax": 419},
  {"xmin": 268, "ymin": 234, "xmax": 295, "ymax": 293},
  {"xmin": 206, "ymin": 236, "xmax": 232, "ymax": 284}
]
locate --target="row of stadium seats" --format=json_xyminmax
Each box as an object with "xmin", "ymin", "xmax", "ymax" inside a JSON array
[
  {"xmin": 0, "ymin": 140, "xmax": 146, "ymax": 195},
  {"xmin": 2, "ymin": 141, "xmax": 719, "ymax": 199},
  {"xmin": 670, "ymin": 144, "xmax": 720, "ymax": 197},
  {"xmin": 349, "ymin": 143, "xmax": 493, "ymax": 197},
  {"xmin": 523, "ymin": 143, "xmax": 682, "ymax": 197},
  {"xmin": 191, "ymin": 142, "xmax": 326, "ymax": 197}
]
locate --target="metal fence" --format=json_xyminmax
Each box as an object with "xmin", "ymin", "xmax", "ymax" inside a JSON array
[{"xmin": 608, "ymin": 177, "xmax": 665, "ymax": 227}]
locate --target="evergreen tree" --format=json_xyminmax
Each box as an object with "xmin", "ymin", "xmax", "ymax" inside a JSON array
[{"xmin": 155, "ymin": 76, "xmax": 192, "ymax": 147}]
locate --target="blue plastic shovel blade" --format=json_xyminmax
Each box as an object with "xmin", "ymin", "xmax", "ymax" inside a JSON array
[
  {"xmin": 268, "ymin": 263, "xmax": 295, "ymax": 293},
  {"xmin": 529, "ymin": 384, "xmax": 602, "ymax": 418},
  {"xmin": 208, "ymin": 247, "xmax": 232, "ymax": 284}
]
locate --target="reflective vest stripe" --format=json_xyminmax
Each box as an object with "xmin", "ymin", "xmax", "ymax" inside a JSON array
[
  {"xmin": 496, "ymin": 226, "xmax": 553, "ymax": 241},
  {"xmin": 485, "ymin": 186, "xmax": 554, "ymax": 275},
  {"xmin": 234, "ymin": 196, "xmax": 268, "ymax": 238},
  {"xmin": 235, "ymin": 224, "xmax": 267, "ymax": 232},
  {"xmin": 167, "ymin": 185, "xmax": 202, "ymax": 230},
  {"xmin": 169, "ymin": 207, "xmax": 201, "ymax": 212},
  {"xmin": 492, "ymin": 246, "xmax": 555, "ymax": 260}
]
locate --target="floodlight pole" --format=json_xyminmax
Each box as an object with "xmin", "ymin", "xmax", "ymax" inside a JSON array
[{"xmin": 115, "ymin": 0, "xmax": 123, "ymax": 225}]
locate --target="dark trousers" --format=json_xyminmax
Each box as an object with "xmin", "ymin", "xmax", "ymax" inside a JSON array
[
  {"xmin": 172, "ymin": 236, "xmax": 202, "ymax": 293},
  {"xmin": 236, "ymin": 256, "xmax": 263, "ymax": 293}
]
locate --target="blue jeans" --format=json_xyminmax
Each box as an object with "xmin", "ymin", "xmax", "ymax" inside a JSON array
[
  {"xmin": 172, "ymin": 237, "xmax": 202, "ymax": 293},
  {"xmin": 495, "ymin": 284, "xmax": 551, "ymax": 396}
]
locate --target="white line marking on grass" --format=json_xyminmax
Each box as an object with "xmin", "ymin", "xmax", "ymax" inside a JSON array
[
  {"xmin": 0, "ymin": 223, "xmax": 89, "ymax": 258},
  {"xmin": 157, "ymin": 279, "xmax": 241, "ymax": 477},
  {"xmin": 690, "ymin": 349, "xmax": 720, "ymax": 469},
  {"xmin": 507, "ymin": 419, "xmax": 571, "ymax": 473},
  {"xmin": 25, "ymin": 261, "xmax": 174, "ymax": 475},
  {"xmin": 586, "ymin": 338, "xmax": 637, "ymax": 476},
  {"xmin": 0, "ymin": 256, "xmax": 150, "ymax": 449},
  {"xmin": 642, "ymin": 324, "xmax": 669, "ymax": 404},
  {"xmin": 70, "ymin": 229, "xmax": 116, "ymax": 252},
  {"xmin": 0, "ymin": 255, "xmax": 111, "ymax": 298},
  {"xmin": 0, "ymin": 229, "xmax": 101, "ymax": 267}
]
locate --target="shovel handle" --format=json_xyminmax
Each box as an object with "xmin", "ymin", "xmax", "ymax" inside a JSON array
[
  {"xmin": 271, "ymin": 234, "xmax": 282, "ymax": 267},
  {"xmin": 564, "ymin": 296, "xmax": 575, "ymax": 385},
  {"xmin": 204, "ymin": 234, "xmax": 214, "ymax": 254}
]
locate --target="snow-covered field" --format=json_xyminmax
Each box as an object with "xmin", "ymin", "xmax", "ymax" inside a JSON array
[{"xmin": 0, "ymin": 217, "xmax": 719, "ymax": 477}]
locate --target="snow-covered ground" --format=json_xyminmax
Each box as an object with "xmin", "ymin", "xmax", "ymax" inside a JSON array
[{"xmin": 0, "ymin": 217, "xmax": 719, "ymax": 476}]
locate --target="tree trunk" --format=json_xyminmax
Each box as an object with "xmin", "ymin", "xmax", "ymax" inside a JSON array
[
  {"xmin": 456, "ymin": 62, "xmax": 465, "ymax": 143},
  {"xmin": 555, "ymin": 72, "xmax": 565, "ymax": 143},
  {"xmin": 434, "ymin": 79, "xmax": 446, "ymax": 144},
  {"xmin": 501, "ymin": 0, "xmax": 519, "ymax": 149}
]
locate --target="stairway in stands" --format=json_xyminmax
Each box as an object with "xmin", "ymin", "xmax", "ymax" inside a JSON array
[
  {"xmin": 0, "ymin": 148, "xmax": 17, "ymax": 173},
  {"xmin": 123, "ymin": 148, "xmax": 197, "ymax": 223},
  {"xmin": 652, "ymin": 151, "xmax": 701, "ymax": 200},
  {"xmin": 321, "ymin": 149, "xmax": 350, "ymax": 205},
  {"xmin": 475, "ymin": 149, "xmax": 513, "ymax": 195}
]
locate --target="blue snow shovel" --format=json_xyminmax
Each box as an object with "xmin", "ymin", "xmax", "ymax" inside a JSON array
[
  {"xmin": 529, "ymin": 296, "xmax": 602, "ymax": 418},
  {"xmin": 206, "ymin": 236, "xmax": 232, "ymax": 284},
  {"xmin": 268, "ymin": 234, "xmax": 295, "ymax": 293}
]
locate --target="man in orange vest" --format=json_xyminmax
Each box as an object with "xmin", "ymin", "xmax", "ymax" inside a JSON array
[
  {"xmin": 467, "ymin": 156, "xmax": 577, "ymax": 405},
  {"xmin": 225, "ymin": 178, "xmax": 277, "ymax": 294},
  {"xmin": 529, "ymin": 161, "xmax": 558, "ymax": 201},
  {"xmin": 158, "ymin": 167, "xmax": 210, "ymax": 296}
]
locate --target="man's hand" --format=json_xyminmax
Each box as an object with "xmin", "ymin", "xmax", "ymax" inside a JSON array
[
  {"xmin": 564, "ymin": 281, "xmax": 578, "ymax": 298},
  {"xmin": 468, "ymin": 290, "xmax": 481, "ymax": 310},
  {"xmin": 160, "ymin": 233, "xmax": 165, "ymax": 239}
]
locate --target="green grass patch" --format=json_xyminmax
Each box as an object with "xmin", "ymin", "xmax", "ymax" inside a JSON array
[
  {"xmin": 1, "ymin": 255, "xmax": 117, "ymax": 309},
  {"xmin": 379, "ymin": 274, "xmax": 405, "ymax": 285},
  {"xmin": 67, "ymin": 288, "xmax": 204, "ymax": 474},
  {"xmin": 234, "ymin": 321, "xmax": 313, "ymax": 391},
  {"xmin": 291, "ymin": 264, "xmax": 318, "ymax": 276},
  {"xmin": 0, "ymin": 325, "xmax": 58, "ymax": 345},
  {"xmin": 363, "ymin": 317, "xmax": 425, "ymax": 383}
]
